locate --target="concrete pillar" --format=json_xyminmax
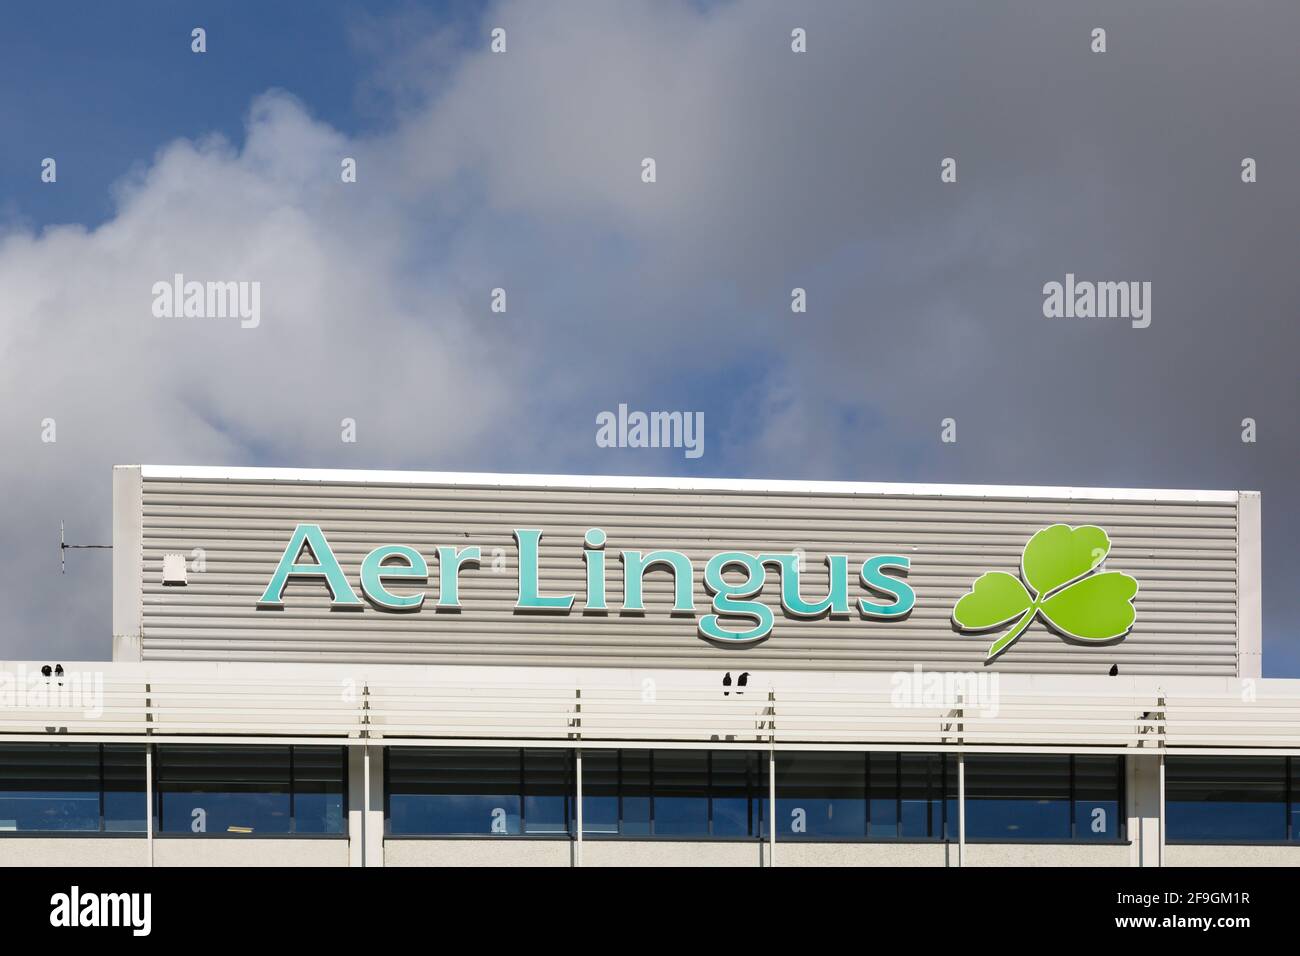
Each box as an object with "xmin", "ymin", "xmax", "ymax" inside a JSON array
[
  {"xmin": 111, "ymin": 465, "xmax": 144, "ymax": 663},
  {"xmin": 348, "ymin": 745, "xmax": 385, "ymax": 867},
  {"xmin": 1128, "ymin": 753, "xmax": 1163, "ymax": 867}
]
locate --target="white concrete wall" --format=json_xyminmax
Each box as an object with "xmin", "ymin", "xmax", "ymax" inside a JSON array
[
  {"xmin": 7, "ymin": 836, "xmax": 1298, "ymax": 866},
  {"xmin": 152, "ymin": 839, "xmax": 348, "ymax": 867},
  {"xmin": 776, "ymin": 842, "xmax": 950, "ymax": 866},
  {"xmin": 1165, "ymin": 845, "xmax": 1300, "ymax": 867},
  {"xmin": 963, "ymin": 843, "xmax": 1130, "ymax": 867},
  {"xmin": 582, "ymin": 841, "xmax": 764, "ymax": 867},
  {"xmin": 0, "ymin": 838, "xmax": 149, "ymax": 867},
  {"xmin": 0, "ymin": 837, "xmax": 345, "ymax": 867},
  {"xmin": 385, "ymin": 839, "xmax": 764, "ymax": 867},
  {"xmin": 380, "ymin": 839, "xmax": 1115, "ymax": 866},
  {"xmin": 385, "ymin": 839, "xmax": 573, "ymax": 867}
]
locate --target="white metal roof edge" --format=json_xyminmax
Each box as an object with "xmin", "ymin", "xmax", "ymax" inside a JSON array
[{"xmin": 131, "ymin": 465, "xmax": 1245, "ymax": 503}]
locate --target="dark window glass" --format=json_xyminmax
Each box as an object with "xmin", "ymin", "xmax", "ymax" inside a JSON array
[
  {"xmin": 580, "ymin": 750, "xmax": 620, "ymax": 835},
  {"xmin": 154, "ymin": 745, "xmax": 344, "ymax": 836},
  {"xmin": 291, "ymin": 746, "xmax": 346, "ymax": 835},
  {"xmin": 103, "ymin": 745, "xmax": 147, "ymax": 832},
  {"xmin": 900, "ymin": 753, "xmax": 946, "ymax": 839},
  {"xmin": 157, "ymin": 746, "xmax": 291, "ymax": 835},
  {"xmin": 1074, "ymin": 755, "xmax": 1122, "ymax": 841},
  {"xmin": 1166, "ymin": 757, "xmax": 1287, "ymax": 844},
  {"xmin": 619, "ymin": 750, "xmax": 652, "ymax": 836},
  {"xmin": 579, "ymin": 749, "xmax": 765, "ymax": 838},
  {"xmin": 867, "ymin": 752, "xmax": 899, "ymax": 837},
  {"xmin": 653, "ymin": 750, "xmax": 709, "ymax": 836},
  {"xmin": 957, "ymin": 754, "xmax": 1124, "ymax": 842},
  {"xmin": 1292, "ymin": 760, "xmax": 1300, "ymax": 844},
  {"xmin": 387, "ymin": 747, "xmax": 526, "ymax": 836},
  {"xmin": 945, "ymin": 753, "xmax": 959, "ymax": 841},
  {"xmin": 0, "ymin": 744, "xmax": 100, "ymax": 832},
  {"xmin": 776, "ymin": 752, "xmax": 866, "ymax": 838},
  {"xmin": 522, "ymin": 749, "xmax": 570, "ymax": 834},
  {"xmin": 712, "ymin": 751, "xmax": 759, "ymax": 838},
  {"xmin": 379, "ymin": 747, "xmax": 1129, "ymax": 844},
  {"xmin": 964, "ymin": 754, "xmax": 1071, "ymax": 840}
]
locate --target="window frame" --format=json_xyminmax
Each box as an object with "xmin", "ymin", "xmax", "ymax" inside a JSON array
[
  {"xmin": 0, "ymin": 743, "xmax": 145, "ymax": 836},
  {"xmin": 958, "ymin": 753, "xmax": 1128, "ymax": 845},
  {"xmin": 151, "ymin": 743, "xmax": 348, "ymax": 839},
  {"xmin": 384, "ymin": 746, "xmax": 576, "ymax": 839},
  {"xmin": 1164, "ymin": 754, "xmax": 1296, "ymax": 846},
  {"xmin": 579, "ymin": 749, "xmax": 768, "ymax": 841}
]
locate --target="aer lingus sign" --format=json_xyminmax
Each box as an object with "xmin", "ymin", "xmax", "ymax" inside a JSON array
[
  {"xmin": 257, "ymin": 524, "xmax": 915, "ymax": 644},
  {"xmin": 257, "ymin": 521, "xmax": 1137, "ymax": 659}
]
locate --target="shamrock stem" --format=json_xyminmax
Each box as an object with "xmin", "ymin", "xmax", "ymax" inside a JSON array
[{"xmin": 987, "ymin": 605, "xmax": 1038, "ymax": 661}]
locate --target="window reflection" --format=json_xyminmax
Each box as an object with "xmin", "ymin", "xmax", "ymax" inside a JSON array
[
  {"xmin": 0, "ymin": 744, "xmax": 145, "ymax": 834},
  {"xmin": 1167, "ymin": 756, "xmax": 1288, "ymax": 844},
  {"xmin": 155, "ymin": 745, "xmax": 345, "ymax": 835}
]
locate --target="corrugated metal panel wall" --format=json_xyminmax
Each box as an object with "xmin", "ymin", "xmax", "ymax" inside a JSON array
[{"xmin": 136, "ymin": 476, "xmax": 1239, "ymax": 675}]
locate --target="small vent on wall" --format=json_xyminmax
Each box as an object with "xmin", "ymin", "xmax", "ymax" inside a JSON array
[{"xmin": 162, "ymin": 553, "xmax": 188, "ymax": 587}]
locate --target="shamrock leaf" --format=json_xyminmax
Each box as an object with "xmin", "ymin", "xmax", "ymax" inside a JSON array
[
  {"xmin": 952, "ymin": 572, "xmax": 1032, "ymax": 630},
  {"xmin": 1021, "ymin": 524, "xmax": 1110, "ymax": 596},
  {"xmin": 1038, "ymin": 572, "xmax": 1137, "ymax": 641},
  {"xmin": 950, "ymin": 523, "xmax": 1139, "ymax": 661}
]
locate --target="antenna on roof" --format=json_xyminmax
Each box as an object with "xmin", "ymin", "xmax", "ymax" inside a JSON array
[{"xmin": 60, "ymin": 520, "xmax": 111, "ymax": 574}]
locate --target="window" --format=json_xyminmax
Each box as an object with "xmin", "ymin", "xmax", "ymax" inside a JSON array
[
  {"xmin": 155, "ymin": 745, "xmax": 345, "ymax": 836},
  {"xmin": 777, "ymin": 751, "xmax": 866, "ymax": 838},
  {"xmin": 777, "ymin": 752, "xmax": 948, "ymax": 840},
  {"xmin": 381, "ymin": 747, "xmax": 1127, "ymax": 843},
  {"xmin": 581, "ymin": 750, "xmax": 766, "ymax": 838},
  {"xmin": 388, "ymin": 748, "xmax": 768, "ymax": 838},
  {"xmin": 962, "ymin": 754, "xmax": 1070, "ymax": 840},
  {"xmin": 1293, "ymin": 759, "xmax": 1300, "ymax": 843},
  {"xmin": 961, "ymin": 754, "xmax": 1124, "ymax": 842},
  {"xmin": 589, "ymin": 750, "xmax": 649, "ymax": 836},
  {"xmin": 1074, "ymin": 755, "xmax": 1123, "ymax": 841},
  {"xmin": 871, "ymin": 752, "xmax": 947, "ymax": 839},
  {"xmin": 1166, "ymin": 756, "xmax": 1290, "ymax": 844},
  {"xmin": 104, "ymin": 745, "xmax": 148, "ymax": 832},
  {"xmin": 791, "ymin": 752, "xmax": 1116, "ymax": 844},
  {"xmin": 650, "ymin": 750, "xmax": 709, "ymax": 836},
  {"xmin": 291, "ymin": 746, "xmax": 348, "ymax": 835},
  {"xmin": 386, "ymin": 747, "xmax": 573, "ymax": 836},
  {"xmin": 522, "ymin": 749, "xmax": 570, "ymax": 834},
  {"xmin": 0, "ymin": 744, "xmax": 145, "ymax": 833},
  {"xmin": 711, "ymin": 750, "xmax": 761, "ymax": 837}
]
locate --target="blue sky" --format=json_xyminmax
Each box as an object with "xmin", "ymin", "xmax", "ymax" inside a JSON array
[
  {"xmin": 0, "ymin": 1, "xmax": 457, "ymax": 228},
  {"xmin": 1, "ymin": 1, "xmax": 1297, "ymax": 675}
]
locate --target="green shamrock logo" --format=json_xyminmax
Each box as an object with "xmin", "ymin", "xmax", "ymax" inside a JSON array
[{"xmin": 952, "ymin": 523, "xmax": 1138, "ymax": 662}]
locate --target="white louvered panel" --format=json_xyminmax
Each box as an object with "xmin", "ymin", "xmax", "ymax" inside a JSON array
[
  {"xmin": 1163, "ymin": 697, "xmax": 1300, "ymax": 749},
  {"xmin": 0, "ymin": 681, "xmax": 149, "ymax": 734},
  {"xmin": 366, "ymin": 684, "xmax": 577, "ymax": 739},
  {"xmin": 144, "ymin": 679, "xmax": 361, "ymax": 737}
]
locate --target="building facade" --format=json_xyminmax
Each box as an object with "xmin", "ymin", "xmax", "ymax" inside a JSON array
[{"xmin": 2, "ymin": 465, "xmax": 1297, "ymax": 867}]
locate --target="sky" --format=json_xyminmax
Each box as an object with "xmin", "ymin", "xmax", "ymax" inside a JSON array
[{"xmin": 0, "ymin": 1, "xmax": 1297, "ymax": 673}]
